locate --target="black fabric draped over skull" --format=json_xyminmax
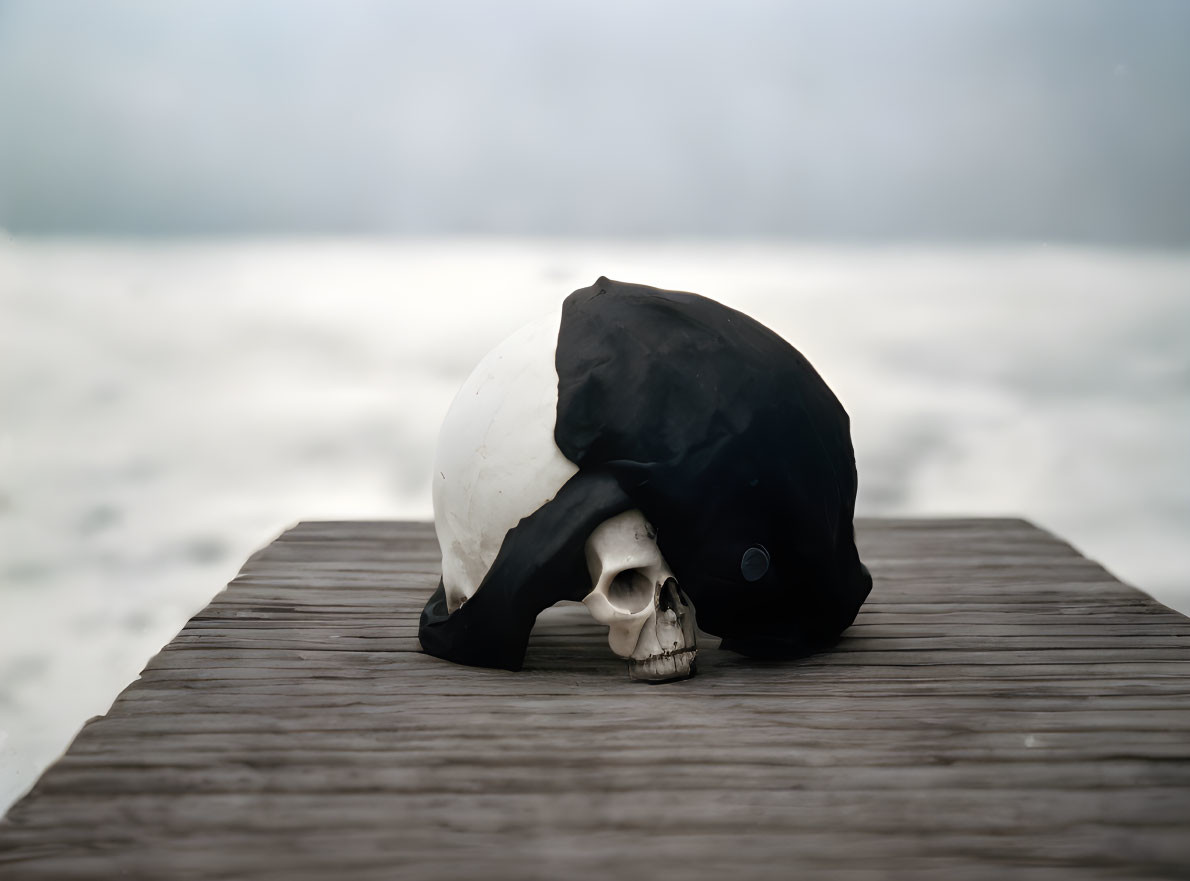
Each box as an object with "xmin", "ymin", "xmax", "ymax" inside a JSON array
[{"xmin": 419, "ymin": 277, "xmax": 872, "ymax": 670}]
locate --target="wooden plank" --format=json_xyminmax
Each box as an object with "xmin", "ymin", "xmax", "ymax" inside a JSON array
[{"xmin": 2, "ymin": 518, "xmax": 1189, "ymax": 880}]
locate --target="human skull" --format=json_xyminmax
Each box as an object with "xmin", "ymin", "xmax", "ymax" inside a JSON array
[
  {"xmin": 582, "ymin": 509, "xmax": 697, "ymax": 681},
  {"xmin": 431, "ymin": 310, "xmax": 697, "ymax": 680}
]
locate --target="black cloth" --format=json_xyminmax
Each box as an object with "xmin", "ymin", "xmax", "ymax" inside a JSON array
[
  {"xmin": 419, "ymin": 277, "xmax": 872, "ymax": 670},
  {"xmin": 419, "ymin": 469, "xmax": 632, "ymax": 671}
]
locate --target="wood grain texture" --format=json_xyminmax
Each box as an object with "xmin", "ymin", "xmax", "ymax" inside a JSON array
[{"xmin": 2, "ymin": 518, "xmax": 1189, "ymax": 880}]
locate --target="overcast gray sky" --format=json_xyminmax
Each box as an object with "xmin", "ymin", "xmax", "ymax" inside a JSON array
[{"xmin": 1, "ymin": 0, "xmax": 1187, "ymax": 242}]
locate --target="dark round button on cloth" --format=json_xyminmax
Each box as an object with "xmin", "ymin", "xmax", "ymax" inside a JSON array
[{"xmin": 740, "ymin": 545, "xmax": 771, "ymax": 582}]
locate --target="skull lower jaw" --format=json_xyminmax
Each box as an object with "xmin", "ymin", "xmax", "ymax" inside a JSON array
[{"xmin": 629, "ymin": 647, "xmax": 697, "ymax": 682}]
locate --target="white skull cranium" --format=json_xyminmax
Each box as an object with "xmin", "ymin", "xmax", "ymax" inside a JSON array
[{"xmin": 431, "ymin": 310, "xmax": 697, "ymax": 680}]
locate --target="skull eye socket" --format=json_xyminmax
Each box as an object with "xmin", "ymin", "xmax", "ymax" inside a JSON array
[{"xmin": 605, "ymin": 569, "xmax": 655, "ymax": 614}]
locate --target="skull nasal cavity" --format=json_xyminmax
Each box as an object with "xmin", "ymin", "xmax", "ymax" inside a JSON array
[
  {"xmin": 658, "ymin": 578, "xmax": 680, "ymax": 613},
  {"xmin": 607, "ymin": 569, "xmax": 654, "ymax": 614}
]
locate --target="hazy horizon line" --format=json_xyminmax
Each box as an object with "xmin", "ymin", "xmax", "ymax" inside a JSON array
[{"xmin": 4, "ymin": 231, "xmax": 1188, "ymax": 253}]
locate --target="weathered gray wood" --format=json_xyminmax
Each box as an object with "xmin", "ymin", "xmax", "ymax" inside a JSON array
[{"xmin": 2, "ymin": 518, "xmax": 1188, "ymax": 880}]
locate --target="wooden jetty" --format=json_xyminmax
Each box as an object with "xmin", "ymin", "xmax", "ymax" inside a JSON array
[{"xmin": 2, "ymin": 518, "xmax": 1188, "ymax": 879}]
